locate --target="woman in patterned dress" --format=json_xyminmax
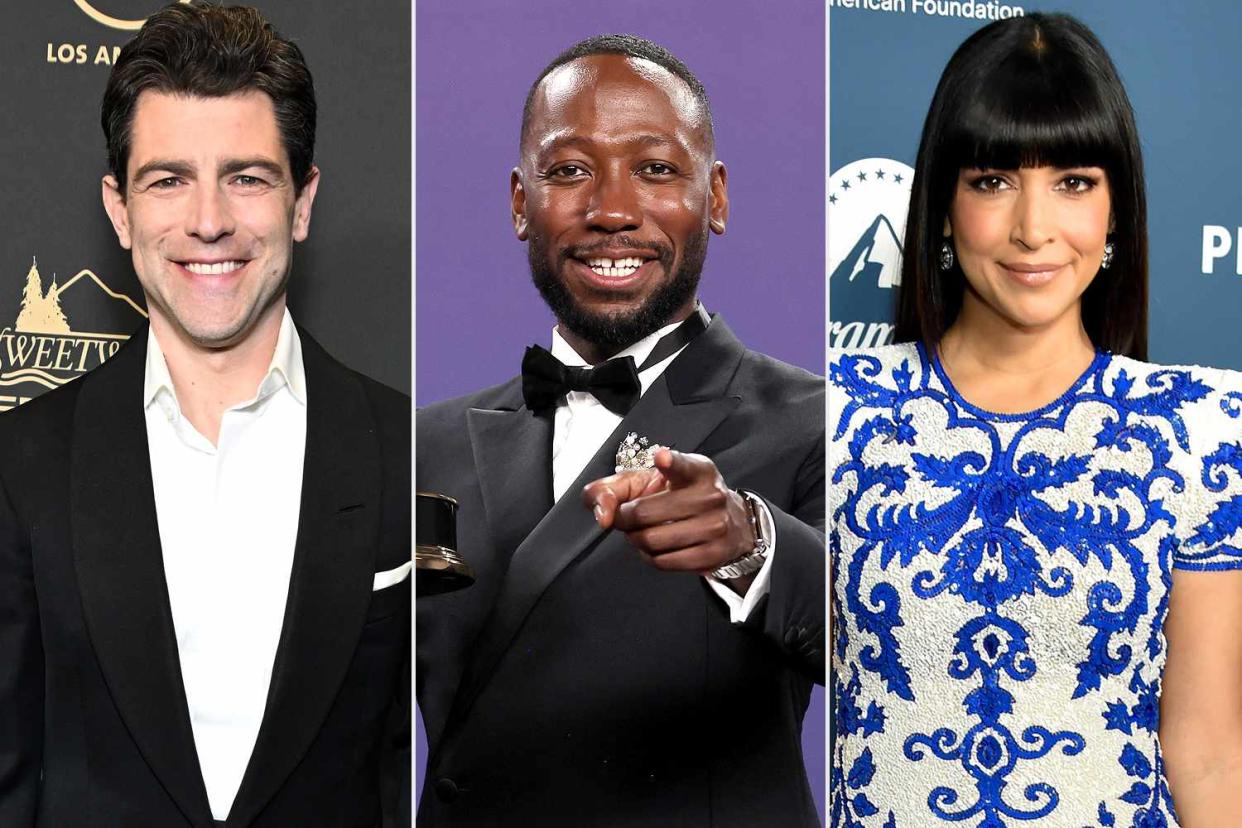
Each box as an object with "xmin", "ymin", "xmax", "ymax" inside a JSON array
[{"xmin": 830, "ymin": 13, "xmax": 1242, "ymax": 827}]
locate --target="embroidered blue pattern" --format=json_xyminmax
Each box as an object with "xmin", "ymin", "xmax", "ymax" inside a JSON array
[{"xmin": 830, "ymin": 344, "xmax": 1242, "ymax": 828}]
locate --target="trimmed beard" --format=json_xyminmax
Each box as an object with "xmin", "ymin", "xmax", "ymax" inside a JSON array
[{"xmin": 528, "ymin": 228, "xmax": 707, "ymax": 358}]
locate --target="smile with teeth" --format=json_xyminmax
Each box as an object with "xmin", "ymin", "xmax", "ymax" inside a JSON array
[
  {"xmin": 583, "ymin": 256, "xmax": 648, "ymax": 278},
  {"xmin": 183, "ymin": 260, "xmax": 245, "ymax": 276}
]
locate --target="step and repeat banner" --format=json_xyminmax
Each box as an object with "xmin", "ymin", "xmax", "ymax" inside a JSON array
[
  {"xmin": 416, "ymin": 0, "xmax": 826, "ymax": 817},
  {"xmin": 829, "ymin": 1, "xmax": 1242, "ymax": 371},
  {"xmin": 0, "ymin": 0, "xmax": 411, "ymax": 399}
]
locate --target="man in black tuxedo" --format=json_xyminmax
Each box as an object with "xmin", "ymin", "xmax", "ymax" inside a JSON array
[
  {"xmin": 417, "ymin": 35, "xmax": 825, "ymax": 827},
  {"xmin": 0, "ymin": 5, "xmax": 409, "ymax": 826}
]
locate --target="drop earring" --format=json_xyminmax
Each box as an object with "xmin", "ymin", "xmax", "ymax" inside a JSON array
[
  {"xmin": 1101, "ymin": 241, "xmax": 1115, "ymax": 270},
  {"xmin": 939, "ymin": 241, "xmax": 954, "ymax": 271}
]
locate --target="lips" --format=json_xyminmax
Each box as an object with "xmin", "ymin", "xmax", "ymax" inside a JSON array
[
  {"xmin": 1000, "ymin": 262, "xmax": 1066, "ymax": 287},
  {"xmin": 568, "ymin": 249, "xmax": 660, "ymax": 290}
]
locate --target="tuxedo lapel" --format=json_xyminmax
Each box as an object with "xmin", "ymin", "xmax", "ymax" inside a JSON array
[
  {"xmin": 70, "ymin": 332, "xmax": 215, "ymax": 826},
  {"xmin": 449, "ymin": 318, "xmax": 746, "ymax": 722},
  {"xmin": 226, "ymin": 333, "xmax": 382, "ymax": 827},
  {"xmin": 466, "ymin": 393, "xmax": 554, "ymax": 568}
]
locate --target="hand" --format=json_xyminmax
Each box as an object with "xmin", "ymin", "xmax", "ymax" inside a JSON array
[{"xmin": 581, "ymin": 449, "xmax": 757, "ymax": 578}]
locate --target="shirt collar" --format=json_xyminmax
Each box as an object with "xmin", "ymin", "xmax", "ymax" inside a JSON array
[
  {"xmin": 548, "ymin": 304, "xmax": 704, "ymax": 374},
  {"xmin": 143, "ymin": 307, "xmax": 307, "ymax": 413}
]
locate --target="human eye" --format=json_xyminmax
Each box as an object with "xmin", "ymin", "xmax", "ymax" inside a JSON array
[
  {"xmin": 147, "ymin": 176, "xmax": 185, "ymax": 190},
  {"xmin": 543, "ymin": 163, "xmax": 589, "ymax": 180},
  {"xmin": 1055, "ymin": 173, "xmax": 1099, "ymax": 194},
  {"xmin": 967, "ymin": 173, "xmax": 1012, "ymax": 194},
  {"xmin": 638, "ymin": 161, "xmax": 677, "ymax": 177}
]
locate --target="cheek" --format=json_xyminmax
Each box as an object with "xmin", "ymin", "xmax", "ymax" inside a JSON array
[
  {"xmin": 1062, "ymin": 202, "xmax": 1111, "ymax": 256},
  {"xmin": 950, "ymin": 199, "xmax": 1008, "ymax": 259}
]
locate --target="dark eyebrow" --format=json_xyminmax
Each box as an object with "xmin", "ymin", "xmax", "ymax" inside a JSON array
[
  {"xmin": 129, "ymin": 157, "xmax": 288, "ymax": 183},
  {"xmin": 220, "ymin": 157, "xmax": 288, "ymax": 181},
  {"xmin": 131, "ymin": 159, "xmax": 195, "ymax": 182}
]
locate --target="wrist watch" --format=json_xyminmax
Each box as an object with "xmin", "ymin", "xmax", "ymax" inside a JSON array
[{"xmin": 711, "ymin": 490, "xmax": 771, "ymax": 580}]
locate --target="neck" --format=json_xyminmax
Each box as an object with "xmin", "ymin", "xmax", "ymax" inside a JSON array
[
  {"xmin": 557, "ymin": 300, "xmax": 696, "ymax": 365},
  {"xmin": 151, "ymin": 301, "xmax": 285, "ymax": 445},
  {"xmin": 939, "ymin": 292, "xmax": 1095, "ymax": 377}
]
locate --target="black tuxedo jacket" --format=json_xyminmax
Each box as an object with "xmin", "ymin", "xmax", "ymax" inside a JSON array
[
  {"xmin": 0, "ymin": 327, "xmax": 410, "ymax": 827},
  {"xmin": 417, "ymin": 317, "xmax": 825, "ymax": 827}
]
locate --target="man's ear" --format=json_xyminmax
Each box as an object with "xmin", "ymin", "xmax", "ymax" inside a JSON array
[
  {"xmin": 708, "ymin": 161, "xmax": 728, "ymax": 235},
  {"xmin": 511, "ymin": 167, "xmax": 528, "ymax": 240},
  {"xmin": 292, "ymin": 165, "xmax": 321, "ymax": 242},
  {"xmin": 101, "ymin": 174, "xmax": 132, "ymax": 250}
]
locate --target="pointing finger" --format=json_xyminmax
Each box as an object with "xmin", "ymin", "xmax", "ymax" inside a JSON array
[{"xmin": 654, "ymin": 449, "xmax": 715, "ymax": 489}]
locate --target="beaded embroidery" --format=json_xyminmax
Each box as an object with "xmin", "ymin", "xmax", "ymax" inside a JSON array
[{"xmin": 830, "ymin": 343, "xmax": 1242, "ymax": 827}]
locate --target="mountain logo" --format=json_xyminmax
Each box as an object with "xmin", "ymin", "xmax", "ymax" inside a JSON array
[
  {"xmin": 74, "ymin": 0, "xmax": 192, "ymax": 31},
  {"xmin": 0, "ymin": 257, "xmax": 147, "ymax": 410},
  {"xmin": 828, "ymin": 157, "xmax": 914, "ymax": 349}
]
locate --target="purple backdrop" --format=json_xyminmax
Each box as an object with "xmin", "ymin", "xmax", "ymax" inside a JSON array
[{"xmin": 415, "ymin": 0, "xmax": 826, "ymax": 818}]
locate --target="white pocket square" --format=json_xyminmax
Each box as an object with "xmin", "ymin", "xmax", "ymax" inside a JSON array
[{"xmin": 373, "ymin": 561, "xmax": 413, "ymax": 591}]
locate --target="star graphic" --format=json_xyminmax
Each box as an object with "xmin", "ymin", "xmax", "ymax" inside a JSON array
[
  {"xmin": 857, "ymin": 171, "xmax": 868, "ymax": 182},
  {"xmin": 875, "ymin": 169, "xmax": 886, "ymax": 179},
  {"xmin": 829, "ymin": 194, "xmax": 838, "ymax": 204},
  {"xmin": 841, "ymin": 180, "xmax": 851, "ymax": 191},
  {"xmin": 894, "ymin": 173, "xmax": 904, "ymax": 184}
]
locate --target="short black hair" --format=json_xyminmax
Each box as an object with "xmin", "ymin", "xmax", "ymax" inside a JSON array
[
  {"xmin": 102, "ymin": 2, "xmax": 316, "ymax": 195},
  {"xmin": 520, "ymin": 33, "xmax": 714, "ymax": 153},
  {"xmin": 896, "ymin": 13, "xmax": 1148, "ymax": 359}
]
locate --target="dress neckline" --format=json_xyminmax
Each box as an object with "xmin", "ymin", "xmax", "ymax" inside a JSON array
[{"xmin": 918, "ymin": 340, "xmax": 1111, "ymax": 422}]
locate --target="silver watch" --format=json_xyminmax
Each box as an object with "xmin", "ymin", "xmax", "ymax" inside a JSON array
[{"xmin": 711, "ymin": 490, "xmax": 770, "ymax": 580}]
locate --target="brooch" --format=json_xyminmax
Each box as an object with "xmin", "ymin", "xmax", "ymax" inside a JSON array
[{"xmin": 615, "ymin": 432, "xmax": 665, "ymax": 473}]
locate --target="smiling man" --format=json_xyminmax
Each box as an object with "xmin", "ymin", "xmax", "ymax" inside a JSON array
[
  {"xmin": 0, "ymin": 5, "xmax": 409, "ymax": 827},
  {"xmin": 417, "ymin": 35, "xmax": 825, "ymax": 827}
]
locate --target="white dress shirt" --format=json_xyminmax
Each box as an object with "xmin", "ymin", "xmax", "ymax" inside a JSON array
[
  {"xmin": 547, "ymin": 313, "xmax": 775, "ymax": 623},
  {"xmin": 144, "ymin": 308, "xmax": 307, "ymax": 820}
]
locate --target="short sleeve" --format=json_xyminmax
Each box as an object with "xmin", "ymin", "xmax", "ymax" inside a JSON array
[{"xmin": 1172, "ymin": 368, "xmax": 1242, "ymax": 571}]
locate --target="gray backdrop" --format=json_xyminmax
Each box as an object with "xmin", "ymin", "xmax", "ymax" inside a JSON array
[{"xmin": 0, "ymin": 0, "xmax": 411, "ymax": 400}]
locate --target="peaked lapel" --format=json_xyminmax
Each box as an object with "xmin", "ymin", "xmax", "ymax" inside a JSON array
[
  {"xmin": 226, "ymin": 332, "xmax": 382, "ymax": 827},
  {"xmin": 70, "ymin": 330, "xmax": 215, "ymax": 826},
  {"xmin": 448, "ymin": 317, "xmax": 747, "ymax": 724},
  {"xmin": 466, "ymin": 382, "xmax": 554, "ymax": 567}
]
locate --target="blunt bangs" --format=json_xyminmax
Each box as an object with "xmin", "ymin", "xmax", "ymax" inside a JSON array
[{"xmin": 946, "ymin": 64, "xmax": 1123, "ymax": 174}]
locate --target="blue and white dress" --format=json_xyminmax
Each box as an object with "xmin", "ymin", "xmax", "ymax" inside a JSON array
[{"xmin": 829, "ymin": 342, "xmax": 1242, "ymax": 827}]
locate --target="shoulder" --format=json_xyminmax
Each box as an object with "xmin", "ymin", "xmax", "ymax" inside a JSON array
[
  {"xmin": 736, "ymin": 347, "xmax": 824, "ymax": 407},
  {"xmin": 418, "ymin": 377, "xmax": 523, "ymax": 428},
  {"xmin": 829, "ymin": 341, "xmax": 925, "ymax": 395},
  {"xmin": 0, "ymin": 380, "xmax": 82, "ymax": 467}
]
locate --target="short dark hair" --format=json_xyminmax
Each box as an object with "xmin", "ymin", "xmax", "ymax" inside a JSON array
[
  {"xmin": 520, "ymin": 34, "xmax": 714, "ymax": 153},
  {"xmin": 102, "ymin": 3, "xmax": 316, "ymax": 195},
  {"xmin": 895, "ymin": 13, "xmax": 1148, "ymax": 359}
]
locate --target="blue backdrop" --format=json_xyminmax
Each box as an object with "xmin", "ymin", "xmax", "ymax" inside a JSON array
[{"xmin": 829, "ymin": 1, "xmax": 1242, "ymax": 370}]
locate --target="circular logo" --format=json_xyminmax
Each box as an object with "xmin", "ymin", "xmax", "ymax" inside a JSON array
[
  {"xmin": 828, "ymin": 157, "xmax": 915, "ymax": 349},
  {"xmin": 74, "ymin": 0, "xmax": 192, "ymax": 31}
]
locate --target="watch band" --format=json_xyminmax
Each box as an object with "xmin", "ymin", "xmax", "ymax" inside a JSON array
[{"xmin": 710, "ymin": 490, "xmax": 770, "ymax": 580}]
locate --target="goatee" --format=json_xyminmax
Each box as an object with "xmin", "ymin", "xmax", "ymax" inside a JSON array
[{"xmin": 528, "ymin": 229, "xmax": 707, "ymax": 358}]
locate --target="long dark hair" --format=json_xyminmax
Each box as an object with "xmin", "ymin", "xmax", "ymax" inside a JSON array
[{"xmin": 895, "ymin": 13, "xmax": 1147, "ymax": 359}]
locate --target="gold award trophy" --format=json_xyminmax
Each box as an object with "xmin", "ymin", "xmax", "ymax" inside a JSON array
[{"xmin": 416, "ymin": 492, "xmax": 475, "ymax": 596}]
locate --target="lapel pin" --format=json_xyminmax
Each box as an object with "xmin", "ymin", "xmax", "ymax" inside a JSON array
[{"xmin": 615, "ymin": 432, "xmax": 666, "ymax": 473}]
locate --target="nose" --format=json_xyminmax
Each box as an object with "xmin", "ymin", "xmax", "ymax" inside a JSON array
[
  {"xmin": 185, "ymin": 182, "xmax": 235, "ymax": 242},
  {"xmin": 585, "ymin": 167, "xmax": 642, "ymax": 233},
  {"xmin": 1011, "ymin": 186, "xmax": 1053, "ymax": 250}
]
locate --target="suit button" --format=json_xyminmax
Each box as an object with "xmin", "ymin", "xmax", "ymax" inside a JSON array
[{"xmin": 435, "ymin": 777, "xmax": 460, "ymax": 802}]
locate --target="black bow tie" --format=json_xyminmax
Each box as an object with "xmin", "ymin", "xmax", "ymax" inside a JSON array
[
  {"xmin": 522, "ymin": 348, "xmax": 640, "ymax": 416},
  {"xmin": 521, "ymin": 307, "xmax": 711, "ymax": 416}
]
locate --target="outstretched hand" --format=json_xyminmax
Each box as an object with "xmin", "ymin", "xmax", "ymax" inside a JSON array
[{"xmin": 581, "ymin": 449, "xmax": 756, "ymax": 578}]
